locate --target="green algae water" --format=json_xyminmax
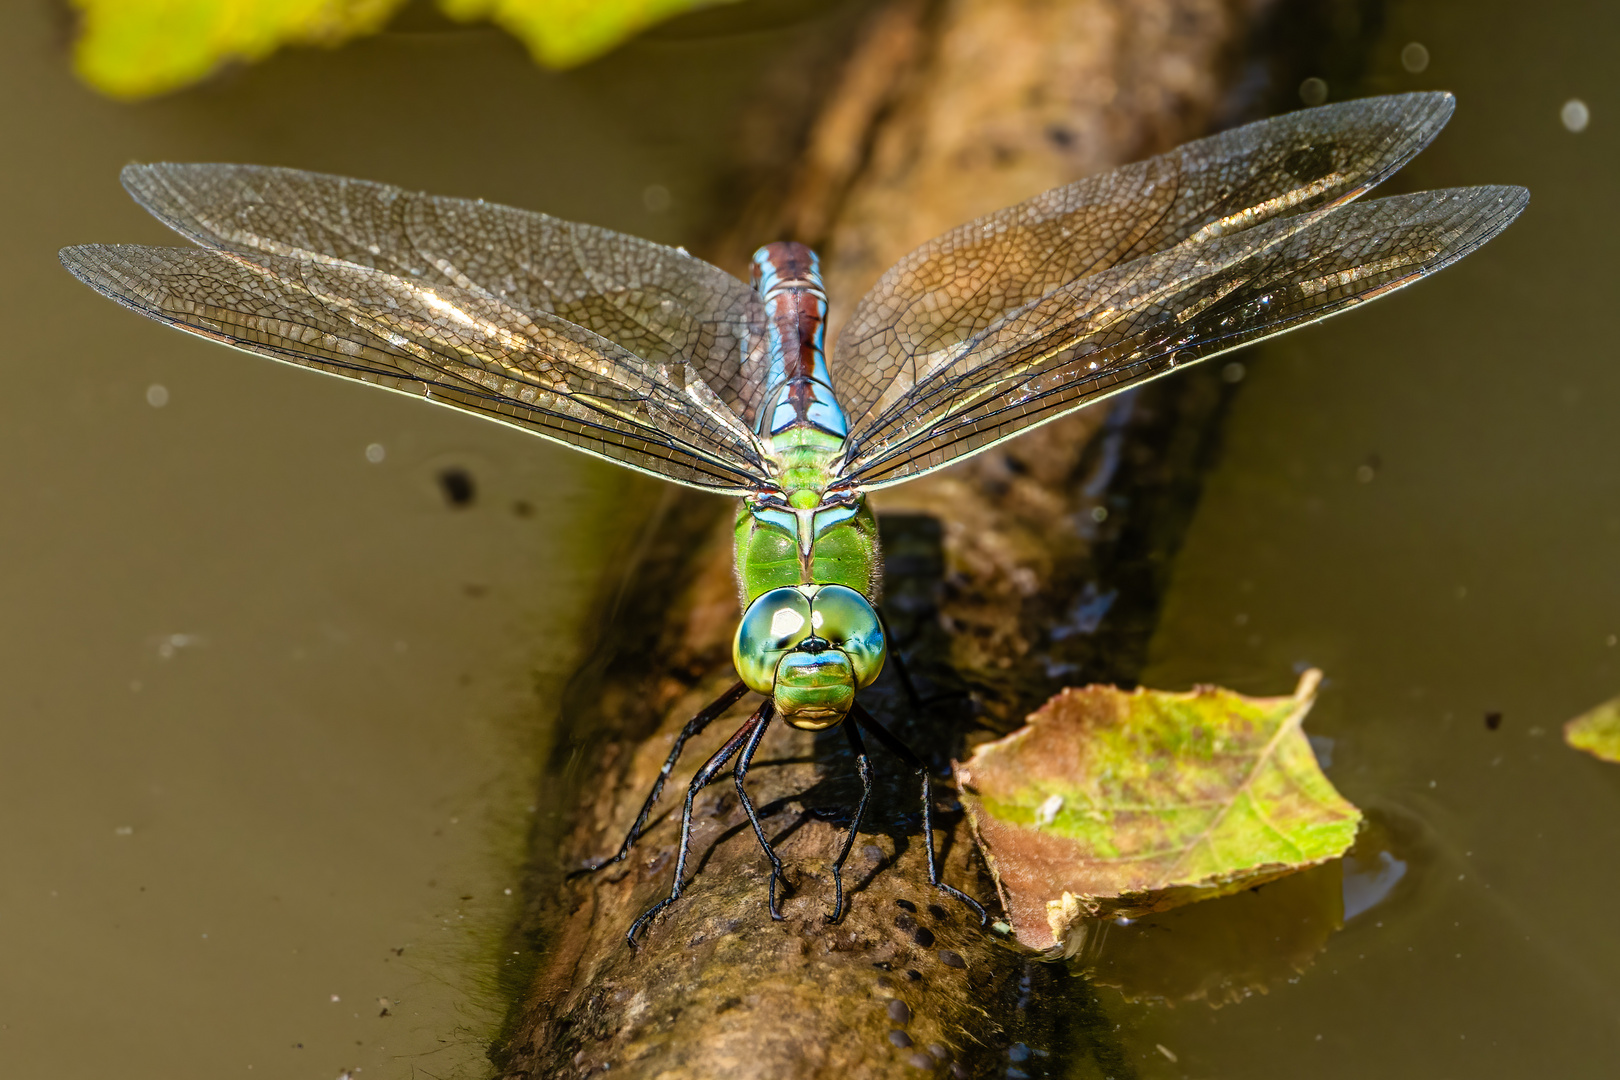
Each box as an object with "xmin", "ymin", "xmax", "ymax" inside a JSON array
[
  {"xmin": 0, "ymin": 3, "xmax": 857, "ymax": 1076},
  {"xmin": 1, "ymin": 1, "xmax": 1612, "ymax": 1078},
  {"xmin": 1125, "ymin": 1, "xmax": 1620, "ymax": 1076}
]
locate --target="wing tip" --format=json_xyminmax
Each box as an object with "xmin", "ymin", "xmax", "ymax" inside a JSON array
[
  {"xmin": 1376, "ymin": 87, "xmax": 1456, "ymax": 137},
  {"xmin": 120, "ymin": 160, "xmax": 165, "ymax": 199},
  {"xmin": 58, "ymin": 243, "xmax": 107, "ymax": 283},
  {"xmin": 1291, "ymin": 90, "xmax": 1455, "ymax": 146},
  {"xmin": 1465, "ymin": 183, "xmax": 1531, "ymax": 249},
  {"xmin": 59, "ymin": 243, "xmax": 162, "ymax": 302}
]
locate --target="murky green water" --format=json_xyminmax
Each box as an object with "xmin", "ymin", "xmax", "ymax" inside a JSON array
[
  {"xmin": 0, "ymin": 3, "xmax": 848, "ymax": 1076},
  {"xmin": 1129, "ymin": 1, "xmax": 1619, "ymax": 1076},
  {"xmin": 3, "ymin": 0, "xmax": 1613, "ymax": 1077}
]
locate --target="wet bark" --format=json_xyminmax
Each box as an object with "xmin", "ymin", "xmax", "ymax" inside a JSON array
[{"xmin": 493, "ymin": 2, "xmax": 1272, "ymax": 1077}]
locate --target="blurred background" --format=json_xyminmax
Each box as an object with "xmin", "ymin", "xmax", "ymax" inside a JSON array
[{"xmin": 0, "ymin": 1, "xmax": 1614, "ymax": 1077}]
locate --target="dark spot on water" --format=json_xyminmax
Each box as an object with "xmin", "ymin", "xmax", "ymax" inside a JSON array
[
  {"xmin": 888, "ymin": 1000, "xmax": 911, "ymax": 1024},
  {"xmin": 890, "ymin": 1030, "xmax": 913, "ymax": 1048},
  {"xmin": 927, "ymin": 904, "xmax": 950, "ymax": 922},
  {"xmin": 511, "ymin": 498, "xmax": 534, "ymax": 517},
  {"xmin": 716, "ymin": 997, "xmax": 742, "ymax": 1014},
  {"xmin": 872, "ymin": 961, "xmax": 893, "ymax": 971},
  {"xmin": 1485, "ymin": 711, "xmax": 1503, "ymax": 731},
  {"xmin": 437, "ymin": 466, "xmax": 476, "ymax": 507},
  {"xmin": 1045, "ymin": 124, "xmax": 1075, "ymax": 149},
  {"xmin": 912, "ymin": 926, "xmax": 936, "ymax": 947},
  {"xmin": 906, "ymin": 969, "xmax": 922, "ymax": 982},
  {"xmin": 939, "ymin": 950, "xmax": 965, "ymax": 969},
  {"xmin": 895, "ymin": 899, "xmax": 917, "ymax": 913},
  {"xmin": 462, "ymin": 583, "xmax": 487, "ymax": 598},
  {"xmin": 895, "ymin": 913, "xmax": 918, "ymax": 933},
  {"xmin": 1283, "ymin": 142, "xmax": 1336, "ymax": 184}
]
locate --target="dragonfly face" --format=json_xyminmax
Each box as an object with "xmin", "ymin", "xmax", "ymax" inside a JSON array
[
  {"xmin": 59, "ymin": 93, "xmax": 1526, "ymax": 941},
  {"xmin": 733, "ymin": 584, "xmax": 886, "ymax": 730}
]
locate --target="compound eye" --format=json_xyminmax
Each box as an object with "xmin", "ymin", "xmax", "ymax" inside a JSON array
[
  {"xmin": 809, "ymin": 585, "xmax": 885, "ymax": 689},
  {"xmin": 733, "ymin": 587, "xmax": 814, "ymax": 693}
]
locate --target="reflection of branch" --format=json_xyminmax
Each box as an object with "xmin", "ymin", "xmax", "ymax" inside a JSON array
[{"xmin": 493, "ymin": 2, "xmax": 1268, "ymax": 1077}]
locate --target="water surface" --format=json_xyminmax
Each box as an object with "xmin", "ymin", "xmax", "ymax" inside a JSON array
[
  {"xmin": 0, "ymin": 4, "xmax": 849, "ymax": 1076},
  {"xmin": 1131, "ymin": 1, "xmax": 1618, "ymax": 1075}
]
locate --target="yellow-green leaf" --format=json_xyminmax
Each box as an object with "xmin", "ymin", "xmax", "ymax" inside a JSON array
[
  {"xmin": 71, "ymin": 0, "xmax": 406, "ymax": 100},
  {"xmin": 956, "ymin": 669, "xmax": 1361, "ymax": 956},
  {"xmin": 438, "ymin": 0, "xmax": 744, "ymax": 69},
  {"xmin": 1564, "ymin": 694, "xmax": 1620, "ymax": 763}
]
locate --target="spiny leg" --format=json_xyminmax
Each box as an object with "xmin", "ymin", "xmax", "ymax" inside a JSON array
[
  {"xmin": 851, "ymin": 703, "xmax": 989, "ymax": 926},
  {"xmin": 732, "ymin": 702, "xmax": 789, "ymax": 919},
  {"xmin": 826, "ymin": 720, "xmax": 874, "ymax": 924},
  {"xmin": 878, "ymin": 605, "xmax": 969, "ymax": 712},
  {"xmin": 627, "ymin": 702, "xmax": 764, "ymax": 947},
  {"xmin": 571, "ymin": 680, "xmax": 749, "ymax": 877},
  {"xmin": 875, "ymin": 606, "xmax": 922, "ymax": 710}
]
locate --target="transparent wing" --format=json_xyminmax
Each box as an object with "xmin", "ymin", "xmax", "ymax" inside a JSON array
[
  {"xmin": 835, "ymin": 92, "xmax": 1456, "ymax": 428},
  {"xmin": 119, "ymin": 163, "xmax": 770, "ymax": 428},
  {"xmin": 836, "ymin": 186, "xmax": 1528, "ymax": 489},
  {"xmin": 59, "ymin": 244, "xmax": 772, "ymax": 493}
]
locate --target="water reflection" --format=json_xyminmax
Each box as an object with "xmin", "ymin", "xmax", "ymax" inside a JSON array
[
  {"xmin": 1081, "ymin": 862, "xmax": 1344, "ymax": 1008},
  {"xmin": 1342, "ymin": 850, "xmax": 1408, "ymax": 921}
]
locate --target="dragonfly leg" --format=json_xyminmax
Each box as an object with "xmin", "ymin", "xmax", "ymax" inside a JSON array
[
  {"xmin": 826, "ymin": 720, "xmax": 873, "ymax": 924},
  {"xmin": 732, "ymin": 703, "xmax": 789, "ymax": 920},
  {"xmin": 851, "ymin": 703, "xmax": 990, "ymax": 926},
  {"xmin": 627, "ymin": 701, "xmax": 764, "ymax": 947},
  {"xmin": 877, "ymin": 606, "xmax": 968, "ymax": 712},
  {"xmin": 572, "ymin": 680, "xmax": 750, "ymax": 878},
  {"xmin": 874, "ymin": 606, "xmax": 922, "ymax": 710}
]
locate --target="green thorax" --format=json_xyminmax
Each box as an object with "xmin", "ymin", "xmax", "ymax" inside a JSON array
[{"xmin": 734, "ymin": 425, "xmax": 880, "ymax": 605}]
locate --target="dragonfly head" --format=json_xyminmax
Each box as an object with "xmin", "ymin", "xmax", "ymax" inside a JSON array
[{"xmin": 733, "ymin": 584, "xmax": 885, "ymax": 730}]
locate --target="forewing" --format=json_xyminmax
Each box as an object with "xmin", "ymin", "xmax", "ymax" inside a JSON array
[
  {"xmin": 59, "ymin": 244, "xmax": 771, "ymax": 493},
  {"xmin": 835, "ymin": 92, "xmax": 1456, "ymax": 426},
  {"xmin": 119, "ymin": 163, "xmax": 770, "ymax": 427},
  {"xmin": 837, "ymin": 186, "xmax": 1528, "ymax": 489}
]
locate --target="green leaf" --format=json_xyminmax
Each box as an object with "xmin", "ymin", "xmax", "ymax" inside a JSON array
[
  {"xmin": 955, "ymin": 669, "xmax": 1361, "ymax": 956},
  {"xmin": 438, "ymin": 0, "xmax": 745, "ymax": 68},
  {"xmin": 70, "ymin": 0, "xmax": 407, "ymax": 100},
  {"xmin": 1564, "ymin": 694, "xmax": 1620, "ymax": 763},
  {"xmin": 69, "ymin": 0, "xmax": 740, "ymax": 100}
]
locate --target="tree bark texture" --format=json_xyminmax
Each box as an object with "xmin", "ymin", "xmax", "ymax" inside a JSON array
[{"xmin": 494, "ymin": 1, "xmax": 1272, "ymax": 1077}]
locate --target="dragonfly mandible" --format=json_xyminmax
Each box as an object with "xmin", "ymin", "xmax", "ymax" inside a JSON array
[{"xmin": 61, "ymin": 92, "xmax": 1525, "ymax": 946}]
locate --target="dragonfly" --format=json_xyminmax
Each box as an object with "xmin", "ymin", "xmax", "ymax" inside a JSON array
[{"xmin": 61, "ymin": 92, "xmax": 1524, "ymax": 946}]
